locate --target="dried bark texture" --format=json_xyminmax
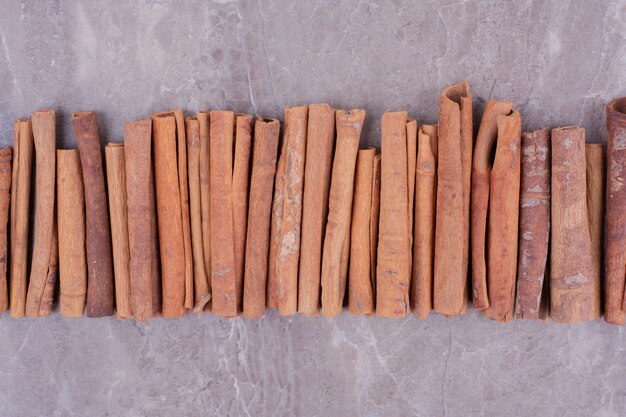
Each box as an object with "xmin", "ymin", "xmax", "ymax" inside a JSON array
[
  {"xmin": 585, "ymin": 143, "xmax": 605, "ymax": 316},
  {"xmin": 197, "ymin": 111, "xmax": 211, "ymax": 307},
  {"xmin": 9, "ymin": 119, "xmax": 33, "ymax": 318},
  {"xmin": 0, "ymin": 149, "xmax": 11, "ymax": 313},
  {"xmin": 152, "ymin": 113, "xmax": 188, "ymax": 318},
  {"xmin": 267, "ymin": 132, "xmax": 287, "ymax": 309},
  {"xmin": 411, "ymin": 124, "xmax": 438, "ymax": 319},
  {"xmin": 551, "ymin": 126, "xmax": 600, "ymax": 323},
  {"xmin": 186, "ymin": 117, "xmax": 210, "ymax": 312},
  {"xmin": 348, "ymin": 148, "xmax": 380, "ymax": 315},
  {"xmin": 605, "ymin": 97, "xmax": 626, "ymax": 324},
  {"xmin": 57, "ymin": 150, "xmax": 86, "ymax": 318},
  {"xmin": 243, "ymin": 117, "xmax": 280, "ymax": 318},
  {"xmin": 406, "ymin": 120, "xmax": 417, "ymax": 279},
  {"xmin": 298, "ymin": 103, "xmax": 335, "ymax": 316},
  {"xmin": 377, "ymin": 111, "xmax": 411, "ymax": 318},
  {"xmin": 434, "ymin": 80, "xmax": 472, "ymax": 316},
  {"xmin": 125, "ymin": 119, "xmax": 160, "ymax": 321},
  {"xmin": 515, "ymin": 128, "xmax": 551, "ymax": 320},
  {"xmin": 105, "ymin": 144, "xmax": 132, "ymax": 319},
  {"xmin": 321, "ymin": 109, "xmax": 364, "ymax": 316},
  {"xmin": 26, "ymin": 109, "xmax": 57, "ymax": 317}
]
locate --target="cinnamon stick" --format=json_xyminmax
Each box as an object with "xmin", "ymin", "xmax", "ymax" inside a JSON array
[
  {"xmin": 321, "ymin": 109, "xmax": 364, "ymax": 316},
  {"xmin": 377, "ymin": 111, "xmax": 411, "ymax": 318},
  {"xmin": 267, "ymin": 132, "xmax": 287, "ymax": 309},
  {"xmin": 0, "ymin": 149, "xmax": 11, "ymax": 313},
  {"xmin": 26, "ymin": 109, "xmax": 57, "ymax": 317},
  {"xmin": 298, "ymin": 103, "xmax": 335, "ymax": 316},
  {"xmin": 57, "ymin": 150, "xmax": 86, "ymax": 318},
  {"xmin": 550, "ymin": 126, "xmax": 600, "ymax": 323},
  {"xmin": 243, "ymin": 117, "xmax": 281, "ymax": 318},
  {"xmin": 197, "ymin": 111, "xmax": 211, "ymax": 308},
  {"xmin": 434, "ymin": 80, "xmax": 472, "ymax": 316},
  {"xmin": 605, "ymin": 98, "xmax": 626, "ymax": 324},
  {"xmin": 406, "ymin": 120, "xmax": 417, "ymax": 278},
  {"xmin": 515, "ymin": 128, "xmax": 551, "ymax": 320},
  {"xmin": 9, "ymin": 119, "xmax": 33, "ymax": 318},
  {"xmin": 411, "ymin": 124, "xmax": 438, "ymax": 319},
  {"xmin": 585, "ymin": 143, "xmax": 605, "ymax": 316}
]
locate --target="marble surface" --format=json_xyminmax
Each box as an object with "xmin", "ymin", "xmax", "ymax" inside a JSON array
[{"xmin": 0, "ymin": 0, "xmax": 625, "ymax": 416}]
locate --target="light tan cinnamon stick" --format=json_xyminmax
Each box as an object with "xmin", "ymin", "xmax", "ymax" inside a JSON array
[
  {"xmin": 243, "ymin": 117, "xmax": 281, "ymax": 318},
  {"xmin": 9, "ymin": 119, "xmax": 33, "ymax": 318},
  {"xmin": 551, "ymin": 126, "xmax": 600, "ymax": 323},
  {"xmin": 515, "ymin": 128, "xmax": 551, "ymax": 320},
  {"xmin": 606, "ymin": 98, "xmax": 626, "ymax": 324},
  {"xmin": 434, "ymin": 80, "xmax": 472, "ymax": 316},
  {"xmin": 321, "ymin": 109, "xmax": 364, "ymax": 316},
  {"xmin": 411, "ymin": 124, "xmax": 438, "ymax": 318},
  {"xmin": 377, "ymin": 111, "xmax": 411, "ymax": 318},
  {"xmin": 585, "ymin": 143, "xmax": 605, "ymax": 316},
  {"xmin": 0, "ymin": 149, "xmax": 11, "ymax": 313},
  {"xmin": 57, "ymin": 150, "xmax": 86, "ymax": 318},
  {"xmin": 406, "ymin": 120, "xmax": 417, "ymax": 278},
  {"xmin": 197, "ymin": 111, "xmax": 211, "ymax": 309},
  {"xmin": 26, "ymin": 109, "xmax": 57, "ymax": 317}
]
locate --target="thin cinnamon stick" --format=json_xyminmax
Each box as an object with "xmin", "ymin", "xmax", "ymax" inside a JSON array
[
  {"xmin": 267, "ymin": 132, "xmax": 287, "ymax": 309},
  {"xmin": 434, "ymin": 80, "xmax": 472, "ymax": 316},
  {"xmin": 411, "ymin": 124, "xmax": 438, "ymax": 318},
  {"xmin": 57, "ymin": 150, "xmax": 86, "ymax": 318},
  {"xmin": 551, "ymin": 126, "xmax": 600, "ymax": 323},
  {"xmin": 197, "ymin": 111, "xmax": 211, "ymax": 309},
  {"xmin": 515, "ymin": 128, "xmax": 551, "ymax": 320},
  {"xmin": 243, "ymin": 117, "xmax": 281, "ymax": 318},
  {"xmin": 0, "ymin": 149, "xmax": 11, "ymax": 313},
  {"xmin": 26, "ymin": 109, "xmax": 57, "ymax": 317},
  {"xmin": 9, "ymin": 119, "xmax": 33, "ymax": 318},
  {"xmin": 321, "ymin": 109, "xmax": 364, "ymax": 316},
  {"xmin": 585, "ymin": 143, "xmax": 605, "ymax": 317},
  {"xmin": 298, "ymin": 103, "xmax": 335, "ymax": 316},
  {"xmin": 406, "ymin": 120, "xmax": 417, "ymax": 279}
]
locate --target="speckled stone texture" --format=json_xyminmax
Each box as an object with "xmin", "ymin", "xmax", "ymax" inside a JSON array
[{"xmin": 0, "ymin": 1, "xmax": 625, "ymax": 416}]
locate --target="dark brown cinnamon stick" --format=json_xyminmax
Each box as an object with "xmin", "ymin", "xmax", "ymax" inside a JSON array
[{"xmin": 0, "ymin": 148, "xmax": 11, "ymax": 313}]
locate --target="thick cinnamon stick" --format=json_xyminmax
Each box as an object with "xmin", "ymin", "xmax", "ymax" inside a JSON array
[
  {"xmin": 411, "ymin": 124, "xmax": 438, "ymax": 318},
  {"xmin": 0, "ymin": 149, "xmax": 11, "ymax": 313},
  {"xmin": 9, "ymin": 119, "xmax": 33, "ymax": 318},
  {"xmin": 377, "ymin": 111, "xmax": 411, "ymax": 318},
  {"xmin": 551, "ymin": 126, "xmax": 600, "ymax": 323},
  {"xmin": 298, "ymin": 103, "xmax": 335, "ymax": 316},
  {"xmin": 105, "ymin": 143, "xmax": 132, "ymax": 319},
  {"xmin": 243, "ymin": 117, "xmax": 281, "ymax": 318},
  {"xmin": 434, "ymin": 80, "xmax": 472, "ymax": 316},
  {"xmin": 26, "ymin": 109, "xmax": 57, "ymax": 317},
  {"xmin": 321, "ymin": 109, "xmax": 364, "ymax": 316},
  {"xmin": 57, "ymin": 150, "xmax": 86, "ymax": 318},
  {"xmin": 197, "ymin": 111, "xmax": 211, "ymax": 308},
  {"xmin": 515, "ymin": 128, "xmax": 551, "ymax": 320},
  {"xmin": 585, "ymin": 143, "xmax": 605, "ymax": 315}
]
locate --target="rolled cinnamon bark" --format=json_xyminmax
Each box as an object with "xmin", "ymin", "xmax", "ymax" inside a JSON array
[
  {"xmin": 186, "ymin": 117, "xmax": 210, "ymax": 312},
  {"xmin": 377, "ymin": 111, "xmax": 411, "ymax": 318},
  {"xmin": 406, "ymin": 120, "xmax": 417, "ymax": 278},
  {"xmin": 26, "ymin": 109, "xmax": 57, "ymax": 317},
  {"xmin": 40, "ymin": 222, "xmax": 59, "ymax": 317},
  {"xmin": 515, "ymin": 128, "xmax": 551, "ymax": 320},
  {"xmin": 149, "ymin": 161, "xmax": 161, "ymax": 317},
  {"xmin": 267, "ymin": 134, "xmax": 287, "ymax": 309},
  {"xmin": 57, "ymin": 150, "xmax": 86, "ymax": 318},
  {"xmin": 411, "ymin": 124, "xmax": 438, "ymax": 318},
  {"xmin": 72, "ymin": 112, "xmax": 114, "ymax": 317},
  {"xmin": 105, "ymin": 143, "xmax": 132, "ymax": 319},
  {"xmin": 434, "ymin": 80, "xmax": 472, "ymax": 316},
  {"xmin": 298, "ymin": 103, "xmax": 335, "ymax": 316},
  {"xmin": 152, "ymin": 112, "xmax": 188, "ymax": 318},
  {"xmin": 585, "ymin": 143, "xmax": 605, "ymax": 315},
  {"xmin": 605, "ymin": 98, "xmax": 626, "ymax": 324},
  {"xmin": 197, "ymin": 111, "xmax": 211, "ymax": 308},
  {"xmin": 551, "ymin": 126, "xmax": 600, "ymax": 323},
  {"xmin": 9, "ymin": 119, "xmax": 33, "ymax": 318},
  {"xmin": 321, "ymin": 109, "xmax": 364, "ymax": 316},
  {"xmin": 0, "ymin": 149, "xmax": 11, "ymax": 313},
  {"xmin": 243, "ymin": 117, "xmax": 281, "ymax": 318}
]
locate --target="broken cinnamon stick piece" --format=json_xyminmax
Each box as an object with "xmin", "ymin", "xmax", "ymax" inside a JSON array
[
  {"xmin": 551, "ymin": 126, "xmax": 600, "ymax": 323},
  {"xmin": 57, "ymin": 150, "xmax": 86, "ymax": 318},
  {"xmin": 585, "ymin": 143, "xmax": 605, "ymax": 316},
  {"xmin": 0, "ymin": 148, "xmax": 11, "ymax": 313},
  {"xmin": 411, "ymin": 124, "xmax": 438, "ymax": 319},
  {"xmin": 243, "ymin": 117, "xmax": 281, "ymax": 318},
  {"xmin": 515, "ymin": 128, "xmax": 551, "ymax": 320}
]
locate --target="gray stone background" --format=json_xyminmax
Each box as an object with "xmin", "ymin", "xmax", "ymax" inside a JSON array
[{"xmin": 0, "ymin": 0, "xmax": 625, "ymax": 416}]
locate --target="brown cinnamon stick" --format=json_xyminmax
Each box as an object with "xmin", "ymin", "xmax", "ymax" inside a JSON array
[
  {"xmin": 267, "ymin": 132, "xmax": 287, "ymax": 309},
  {"xmin": 321, "ymin": 109, "xmax": 364, "ymax": 316},
  {"xmin": 26, "ymin": 109, "xmax": 57, "ymax": 317},
  {"xmin": 411, "ymin": 124, "xmax": 438, "ymax": 318},
  {"xmin": 515, "ymin": 128, "xmax": 551, "ymax": 320},
  {"xmin": 57, "ymin": 150, "xmax": 86, "ymax": 318},
  {"xmin": 9, "ymin": 119, "xmax": 33, "ymax": 318},
  {"xmin": 406, "ymin": 120, "xmax": 417, "ymax": 279},
  {"xmin": 243, "ymin": 117, "xmax": 281, "ymax": 318},
  {"xmin": 434, "ymin": 80, "xmax": 472, "ymax": 316},
  {"xmin": 298, "ymin": 103, "xmax": 335, "ymax": 316},
  {"xmin": 377, "ymin": 111, "xmax": 411, "ymax": 318},
  {"xmin": 551, "ymin": 126, "xmax": 600, "ymax": 323},
  {"xmin": 0, "ymin": 149, "xmax": 11, "ymax": 313},
  {"xmin": 585, "ymin": 143, "xmax": 605, "ymax": 316},
  {"xmin": 197, "ymin": 111, "xmax": 211, "ymax": 308}
]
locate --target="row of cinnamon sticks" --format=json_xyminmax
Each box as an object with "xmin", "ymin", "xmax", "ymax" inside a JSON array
[{"xmin": 1, "ymin": 81, "xmax": 625, "ymax": 324}]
